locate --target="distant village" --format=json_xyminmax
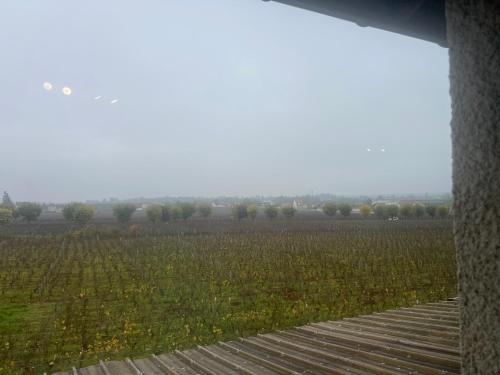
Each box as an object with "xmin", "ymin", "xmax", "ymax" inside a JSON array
[{"xmin": 28, "ymin": 193, "xmax": 452, "ymax": 215}]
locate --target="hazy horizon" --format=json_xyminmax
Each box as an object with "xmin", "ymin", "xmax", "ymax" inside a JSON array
[
  {"xmin": 7, "ymin": 191, "xmax": 452, "ymax": 205},
  {"xmin": 1, "ymin": 0, "xmax": 451, "ymax": 202}
]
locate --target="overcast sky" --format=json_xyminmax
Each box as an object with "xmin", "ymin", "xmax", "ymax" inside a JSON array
[{"xmin": 0, "ymin": 0, "xmax": 451, "ymax": 203}]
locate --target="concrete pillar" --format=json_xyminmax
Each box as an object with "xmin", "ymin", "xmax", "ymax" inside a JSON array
[{"xmin": 446, "ymin": 1, "xmax": 500, "ymax": 373}]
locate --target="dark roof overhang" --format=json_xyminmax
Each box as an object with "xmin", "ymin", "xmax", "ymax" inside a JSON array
[{"xmin": 263, "ymin": 0, "xmax": 447, "ymax": 47}]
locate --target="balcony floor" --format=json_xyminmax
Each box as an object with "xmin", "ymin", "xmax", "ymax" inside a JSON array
[{"xmin": 52, "ymin": 298, "xmax": 460, "ymax": 374}]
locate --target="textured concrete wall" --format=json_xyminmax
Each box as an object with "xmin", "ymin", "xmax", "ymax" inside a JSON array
[{"xmin": 446, "ymin": 1, "xmax": 500, "ymax": 373}]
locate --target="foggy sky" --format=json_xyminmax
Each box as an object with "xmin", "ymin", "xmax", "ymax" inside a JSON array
[{"xmin": 0, "ymin": 0, "xmax": 451, "ymax": 203}]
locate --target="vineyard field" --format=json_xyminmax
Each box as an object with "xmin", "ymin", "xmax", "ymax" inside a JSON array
[{"xmin": 0, "ymin": 220, "xmax": 456, "ymax": 374}]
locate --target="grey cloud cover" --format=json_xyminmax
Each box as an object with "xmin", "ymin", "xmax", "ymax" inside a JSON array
[{"xmin": 0, "ymin": 0, "xmax": 451, "ymax": 202}]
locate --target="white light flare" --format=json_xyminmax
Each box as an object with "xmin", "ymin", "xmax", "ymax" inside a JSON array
[
  {"xmin": 366, "ymin": 148, "xmax": 371, "ymax": 152},
  {"xmin": 110, "ymin": 99, "xmax": 118, "ymax": 104},
  {"xmin": 43, "ymin": 82, "xmax": 53, "ymax": 91},
  {"xmin": 380, "ymin": 148, "xmax": 386, "ymax": 152},
  {"xmin": 62, "ymin": 86, "xmax": 72, "ymax": 96},
  {"xmin": 94, "ymin": 95, "xmax": 102, "ymax": 100}
]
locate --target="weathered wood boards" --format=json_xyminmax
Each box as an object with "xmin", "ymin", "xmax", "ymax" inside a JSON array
[{"xmin": 53, "ymin": 298, "xmax": 460, "ymax": 375}]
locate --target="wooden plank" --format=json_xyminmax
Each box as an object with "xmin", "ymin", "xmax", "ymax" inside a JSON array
[
  {"xmin": 242, "ymin": 336, "xmax": 390, "ymax": 375},
  {"xmin": 318, "ymin": 321, "xmax": 459, "ymax": 348},
  {"xmin": 425, "ymin": 302, "xmax": 459, "ymax": 308},
  {"xmin": 411, "ymin": 302, "xmax": 457, "ymax": 309},
  {"xmin": 99, "ymin": 361, "xmax": 113, "ymax": 375},
  {"xmin": 262, "ymin": 328, "xmax": 454, "ymax": 373},
  {"xmin": 103, "ymin": 360, "xmax": 137, "ymax": 375},
  {"xmin": 154, "ymin": 354, "xmax": 200, "ymax": 375},
  {"xmin": 272, "ymin": 330, "xmax": 457, "ymax": 375},
  {"xmin": 78, "ymin": 365, "xmax": 106, "ymax": 375},
  {"xmin": 197, "ymin": 345, "xmax": 273, "ymax": 375},
  {"xmin": 362, "ymin": 314, "xmax": 460, "ymax": 332},
  {"xmin": 132, "ymin": 358, "xmax": 169, "ymax": 375},
  {"xmin": 399, "ymin": 307, "xmax": 458, "ymax": 317},
  {"xmin": 409, "ymin": 306, "xmax": 458, "ymax": 314},
  {"xmin": 374, "ymin": 311, "xmax": 459, "ymax": 327},
  {"xmin": 126, "ymin": 358, "xmax": 145, "ymax": 375},
  {"xmin": 285, "ymin": 326, "xmax": 460, "ymax": 369},
  {"xmin": 344, "ymin": 317, "xmax": 459, "ymax": 339},
  {"xmin": 384, "ymin": 309, "xmax": 459, "ymax": 322},
  {"xmin": 53, "ymin": 299, "xmax": 461, "ymax": 375},
  {"xmin": 219, "ymin": 341, "xmax": 301, "ymax": 374},
  {"xmin": 302, "ymin": 323, "xmax": 460, "ymax": 356},
  {"xmin": 261, "ymin": 331, "xmax": 441, "ymax": 375},
  {"xmin": 175, "ymin": 349, "xmax": 234, "ymax": 375}
]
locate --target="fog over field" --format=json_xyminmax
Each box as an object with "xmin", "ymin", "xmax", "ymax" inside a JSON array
[{"xmin": 0, "ymin": 0, "xmax": 451, "ymax": 202}]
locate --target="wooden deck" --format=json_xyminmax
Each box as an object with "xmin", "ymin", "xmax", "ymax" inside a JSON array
[{"xmin": 53, "ymin": 298, "xmax": 460, "ymax": 375}]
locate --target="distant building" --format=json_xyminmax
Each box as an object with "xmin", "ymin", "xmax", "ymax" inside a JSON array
[
  {"xmin": 292, "ymin": 199, "xmax": 306, "ymax": 209},
  {"xmin": 211, "ymin": 202, "xmax": 228, "ymax": 208},
  {"xmin": 372, "ymin": 200, "xmax": 399, "ymax": 207},
  {"xmin": 45, "ymin": 205, "xmax": 63, "ymax": 214}
]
